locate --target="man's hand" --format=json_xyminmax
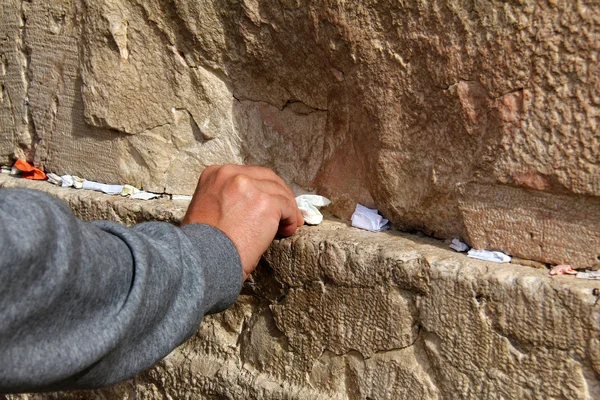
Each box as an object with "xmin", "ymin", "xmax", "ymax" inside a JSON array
[{"xmin": 182, "ymin": 165, "xmax": 304, "ymax": 280}]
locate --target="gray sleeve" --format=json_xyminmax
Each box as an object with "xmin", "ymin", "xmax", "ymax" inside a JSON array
[{"xmin": 0, "ymin": 188, "xmax": 242, "ymax": 393}]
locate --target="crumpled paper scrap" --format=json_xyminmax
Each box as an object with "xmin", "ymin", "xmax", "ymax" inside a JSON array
[
  {"xmin": 121, "ymin": 184, "xmax": 139, "ymax": 197},
  {"xmin": 351, "ymin": 204, "xmax": 390, "ymax": 232},
  {"xmin": 295, "ymin": 194, "xmax": 331, "ymax": 225},
  {"xmin": 450, "ymin": 238, "xmax": 469, "ymax": 252},
  {"xmin": 119, "ymin": 184, "xmax": 160, "ymax": 200},
  {"xmin": 46, "ymin": 173, "xmax": 62, "ymax": 186},
  {"xmin": 13, "ymin": 160, "xmax": 47, "ymax": 180},
  {"xmin": 549, "ymin": 264, "xmax": 578, "ymax": 276},
  {"xmin": 467, "ymin": 249, "xmax": 511, "ymax": 263},
  {"xmin": 61, "ymin": 175, "xmax": 84, "ymax": 189}
]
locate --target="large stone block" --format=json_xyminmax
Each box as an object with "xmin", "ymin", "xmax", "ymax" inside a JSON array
[{"xmin": 0, "ymin": 0, "xmax": 30, "ymax": 163}]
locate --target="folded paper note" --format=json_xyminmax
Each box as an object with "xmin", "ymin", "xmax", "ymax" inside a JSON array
[
  {"xmin": 295, "ymin": 194, "xmax": 331, "ymax": 225},
  {"xmin": 121, "ymin": 184, "xmax": 140, "ymax": 197},
  {"xmin": 351, "ymin": 204, "xmax": 390, "ymax": 232},
  {"xmin": 131, "ymin": 191, "xmax": 160, "ymax": 200},
  {"xmin": 61, "ymin": 175, "xmax": 74, "ymax": 188},
  {"xmin": 82, "ymin": 180, "xmax": 124, "ymax": 195},
  {"xmin": 549, "ymin": 264, "xmax": 577, "ymax": 276},
  {"xmin": 467, "ymin": 249, "xmax": 511, "ymax": 263},
  {"xmin": 60, "ymin": 175, "xmax": 84, "ymax": 189},
  {"xmin": 450, "ymin": 238, "xmax": 469, "ymax": 252},
  {"xmin": 46, "ymin": 173, "xmax": 62, "ymax": 186}
]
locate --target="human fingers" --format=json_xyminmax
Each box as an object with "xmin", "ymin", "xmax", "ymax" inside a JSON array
[
  {"xmin": 240, "ymin": 168, "xmax": 304, "ymax": 226},
  {"xmin": 243, "ymin": 168, "xmax": 305, "ymax": 228},
  {"xmin": 250, "ymin": 180, "xmax": 302, "ymax": 234},
  {"xmin": 207, "ymin": 165, "xmax": 296, "ymax": 199},
  {"xmin": 189, "ymin": 165, "xmax": 305, "ymax": 229}
]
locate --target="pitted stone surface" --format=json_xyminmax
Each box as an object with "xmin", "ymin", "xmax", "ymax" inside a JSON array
[
  {"xmin": 0, "ymin": 0, "xmax": 30, "ymax": 164},
  {"xmin": 1, "ymin": 0, "xmax": 598, "ymax": 268},
  {"xmin": 459, "ymin": 183, "xmax": 600, "ymax": 269},
  {"xmin": 2, "ymin": 178, "xmax": 599, "ymax": 400}
]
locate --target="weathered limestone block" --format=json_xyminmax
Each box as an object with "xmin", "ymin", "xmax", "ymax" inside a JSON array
[
  {"xmin": 459, "ymin": 183, "xmax": 600, "ymax": 269},
  {"xmin": 271, "ymin": 285, "xmax": 419, "ymax": 368},
  {"xmin": 419, "ymin": 260, "xmax": 598, "ymax": 398},
  {"xmin": 0, "ymin": 0, "xmax": 30, "ymax": 163},
  {"xmin": 2, "ymin": 177, "xmax": 599, "ymax": 400},
  {"xmin": 80, "ymin": 0, "xmax": 243, "ymax": 194},
  {"xmin": 236, "ymin": 100, "xmax": 327, "ymax": 191},
  {"xmin": 24, "ymin": 0, "xmax": 125, "ymax": 186}
]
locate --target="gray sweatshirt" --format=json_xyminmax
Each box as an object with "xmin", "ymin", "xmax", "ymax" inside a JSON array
[{"xmin": 0, "ymin": 188, "xmax": 242, "ymax": 393}]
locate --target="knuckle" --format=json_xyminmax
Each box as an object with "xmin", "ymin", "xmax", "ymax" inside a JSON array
[
  {"xmin": 256, "ymin": 191, "xmax": 272, "ymax": 205},
  {"xmin": 214, "ymin": 165, "xmax": 232, "ymax": 181},
  {"xmin": 231, "ymin": 173, "xmax": 253, "ymax": 192},
  {"xmin": 254, "ymin": 192, "xmax": 275, "ymax": 213},
  {"xmin": 218, "ymin": 164, "xmax": 244, "ymax": 179},
  {"xmin": 201, "ymin": 165, "xmax": 219, "ymax": 180},
  {"xmin": 219, "ymin": 164, "xmax": 235, "ymax": 175}
]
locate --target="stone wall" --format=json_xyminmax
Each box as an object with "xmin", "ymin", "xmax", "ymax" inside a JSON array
[
  {"xmin": 1, "ymin": 1, "xmax": 600, "ymax": 398},
  {"xmin": 0, "ymin": 0, "xmax": 599, "ymax": 268},
  {"xmin": 1, "ymin": 176, "xmax": 600, "ymax": 399}
]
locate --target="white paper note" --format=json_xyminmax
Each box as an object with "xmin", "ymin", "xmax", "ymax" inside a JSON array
[
  {"xmin": 467, "ymin": 249, "xmax": 511, "ymax": 263},
  {"xmin": 121, "ymin": 184, "xmax": 140, "ymax": 197},
  {"xmin": 450, "ymin": 238, "xmax": 469, "ymax": 252},
  {"xmin": 296, "ymin": 194, "xmax": 331, "ymax": 225},
  {"xmin": 46, "ymin": 173, "xmax": 62, "ymax": 186},
  {"xmin": 351, "ymin": 204, "xmax": 390, "ymax": 232},
  {"xmin": 61, "ymin": 175, "xmax": 74, "ymax": 187},
  {"xmin": 172, "ymin": 195, "xmax": 193, "ymax": 201},
  {"xmin": 131, "ymin": 191, "xmax": 160, "ymax": 200},
  {"xmin": 82, "ymin": 180, "xmax": 124, "ymax": 195}
]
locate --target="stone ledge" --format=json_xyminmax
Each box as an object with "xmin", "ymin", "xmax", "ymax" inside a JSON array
[
  {"xmin": 3, "ymin": 175, "xmax": 600, "ymax": 399},
  {"xmin": 0, "ymin": 175, "xmax": 188, "ymax": 225}
]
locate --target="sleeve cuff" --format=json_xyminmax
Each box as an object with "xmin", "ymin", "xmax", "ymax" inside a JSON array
[{"xmin": 181, "ymin": 224, "xmax": 243, "ymax": 314}]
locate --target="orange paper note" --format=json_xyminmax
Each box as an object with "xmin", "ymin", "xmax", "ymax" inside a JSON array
[{"xmin": 13, "ymin": 159, "xmax": 47, "ymax": 180}]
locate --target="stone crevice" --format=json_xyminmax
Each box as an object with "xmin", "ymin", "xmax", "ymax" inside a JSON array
[
  {"xmin": 233, "ymin": 93, "xmax": 328, "ymax": 114},
  {"xmin": 17, "ymin": 0, "xmax": 34, "ymax": 158},
  {"xmin": 282, "ymin": 99, "xmax": 328, "ymax": 113}
]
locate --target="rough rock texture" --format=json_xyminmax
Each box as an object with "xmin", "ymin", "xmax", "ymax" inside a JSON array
[
  {"xmin": 1, "ymin": 0, "xmax": 599, "ymax": 268},
  {"xmin": 2, "ymin": 176, "xmax": 600, "ymax": 400},
  {"xmin": 0, "ymin": 0, "xmax": 31, "ymax": 163}
]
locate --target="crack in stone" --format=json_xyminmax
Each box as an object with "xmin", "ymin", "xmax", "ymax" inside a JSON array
[
  {"xmin": 282, "ymin": 99, "xmax": 328, "ymax": 113},
  {"xmin": 233, "ymin": 93, "xmax": 328, "ymax": 114},
  {"xmin": 18, "ymin": 0, "xmax": 35, "ymax": 157},
  {"xmin": 2, "ymin": 83, "xmax": 17, "ymax": 147},
  {"xmin": 492, "ymin": 87, "xmax": 526, "ymax": 100}
]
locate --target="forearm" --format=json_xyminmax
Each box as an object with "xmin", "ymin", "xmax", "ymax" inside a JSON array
[{"xmin": 0, "ymin": 189, "xmax": 242, "ymax": 393}]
